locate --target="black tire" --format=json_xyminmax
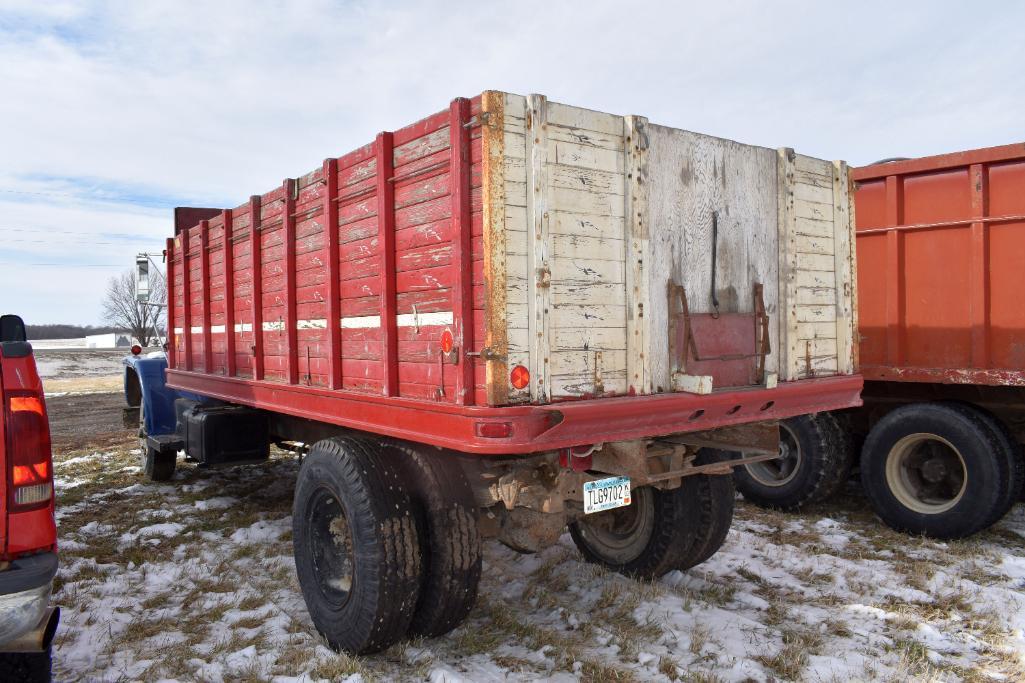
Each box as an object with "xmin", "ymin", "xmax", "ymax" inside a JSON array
[
  {"xmin": 292, "ymin": 437, "xmax": 422, "ymax": 654},
  {"xmin": 569, "ymin": 464, "xmax": 734, "ymax": 579},
  {"xmin": 733, "ymin": 413, "xmax": 853, "ymax": 511},
  {"xmin": 386, "ymin": 443, "xmax": 482, "ymax": 638},
  {"xmin": 139, "ymin": 402, "xmax": 175, "ymax": 481},
  {"xmin": 942, "ymin": 402, "xmax": 1024, "ymax": 528},
  {"xmin": 860, "ymin": 403, "xmax": 1011, "ymax": 539},
  {"xmin": 675, "ymin": 451, "xmax": 736, "ymax": 570},
  {"xmin": 0, "ymin": 648, "xmax": 53, "ymax": 682}
]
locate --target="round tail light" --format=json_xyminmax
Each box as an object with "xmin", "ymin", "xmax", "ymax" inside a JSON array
[
  {"xmin": 130, "ymin": 344, "xmax": 142, "ymax": 355},
  {"xmin": 510, "ymin": 365, "xmax": 530, "ymax": 390}
]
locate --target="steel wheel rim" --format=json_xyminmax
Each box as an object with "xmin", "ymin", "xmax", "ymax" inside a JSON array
[
  {"xmin": 885, "ymin": 433, "xmax": 967, "ymax": 515},
  {"xmin": 307, "ymin": 486, "xmax": 355, "ymax": 607},
  {"xmin": 577, "ymin": 486, "xmax": 654, "ymax": 562},
  {"xmin": 745, "ymin": 423, "xmax": 802, "ymax": 487}
]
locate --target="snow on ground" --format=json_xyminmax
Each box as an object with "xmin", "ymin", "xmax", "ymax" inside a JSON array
[{"xmin": 51, "ymin": 441, "xmax": 1025, "ymax": 682}]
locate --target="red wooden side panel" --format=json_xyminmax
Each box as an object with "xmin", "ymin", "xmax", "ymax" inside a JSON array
[
  {"xmin": 852, "ymin": 143, "xmax": 1025, "ymax": 385},
  {"xmin": 173, "ymin": 95, "xmax": 487, "ymax": 403}
]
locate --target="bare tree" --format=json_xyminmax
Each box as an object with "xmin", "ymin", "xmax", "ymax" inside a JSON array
[{"xmin": 101, "ymin": 268, "xmax": 166, "ymax": 347}]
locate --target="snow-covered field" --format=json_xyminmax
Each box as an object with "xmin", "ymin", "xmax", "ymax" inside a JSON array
[{"xmin": 52, "ymin": 441, "xmax": 1025, "ymax": 682}]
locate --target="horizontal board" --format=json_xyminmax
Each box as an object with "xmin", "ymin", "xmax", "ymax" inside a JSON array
[
  {"xmin": 796, "ymin": 252, "xmax": 835, "ymax": 272},
  {"xmin": 550, "ymin": 349, "xmax": 627, "ymax": 375},
  {"xmin": 796, "ymin": 286, "xmax": 837, "ymax": 306},
  {"xmin": 549, "ymin": 185, "xmax": 625, "ymax": 218},
  {"xmin": 553, "ymin": 140, "xmax": 624, "ymax": 173},
  {"xmin": 551, "ymin": 303, "xmax": 627, "ymax": 327},
  {"xmin": 795, "ymin": 233, "xmax": 834, "ymax": 255},
  {"xmin": 551, "ymin": 256, "xmax": 625, "ymax": 284},
  {"xmin": 552, "ymin": 326, "xmax": 627, "ymax": 351},
  {"xmin": 796, "ymin": 305, "xmax": 837, "ymax": 323},
  {"xmin": 547, "ymin": 101, "xmax": 624, "ymax": 136},
  {"xmin": 795, "ymin": 154, "xmax": 832, "ymax": 177},
  {"xmin": 551, "ymin": 281, "xmax": 627, "ymax": 306},
  {"xmin": 549, "ymin": 210, "xmax": 625, "ymax": 239},
  {"xmin": 795, "ymin": 199, "xmax": 832, "ymax": 222},
  {"xmin": 549, "ymin": 164, "xmax": 625, "ymax": 195},
  {"xmin": 547, "ymin": 125, "xmax": 624, "ymax": 152},
  {"xmin": 795, "ymin": 217, "xmax": 834, "ymax": 238},
  {"xmin": 795, "ymin": 182, "xmax": 834, "ymax": 205},
  {"xmin": 551, "ymin": 233, "xmax": 625, "ymax": 262}
]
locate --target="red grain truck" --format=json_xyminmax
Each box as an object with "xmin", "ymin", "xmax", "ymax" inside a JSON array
[
  {"xmin": 733, "ymin": 143, "xmax": 1025, "ymax": 539},
  {"xmin": 127, "ymin": 91, "xmax": 862, "ymax": 654}
]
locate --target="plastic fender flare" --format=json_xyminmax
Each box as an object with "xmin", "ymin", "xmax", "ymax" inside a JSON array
[{"xmin": 125, "ymin": 355, "xmax": 179, "ymax": 437}]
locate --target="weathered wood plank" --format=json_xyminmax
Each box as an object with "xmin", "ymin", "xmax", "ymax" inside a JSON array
[
  {"xmin": 796, "ymin": 305, "xmax": 837, "ymax": 323},
  {"xmin": 624, "ymin": 115, "xmax": 650, "ymax": 393},
  {"xmin": 551, "ymin": 233, "xmax": 625, "ymax": 262},
  {"xmin": 526, "ymin": 94, "xmax": 552, "ymax": 401},
  {"xmin": 548, "ymin": 125, "xmax": 624, "ymax": 152},
  {"xmin": 832, "ymin": 159, "xmax": 855, "ymax": 374},
  {"xmin": 796, "ymin": 252, "xmax": 835, "ymax": 272},
  {"xmin": 553, "ymin": 140, "xmax": 625, "ymax": 173},
  {"xmin": 547, "ymin": 100, "xmax": 624, "ymax": 136},
  {"xmin": 795, "ymin": 154, "xmax": 832, "ymax": 177},
  {"xmin": 552, "ymin": 326, "xmax": 628, "ymax": 350},
  {"xmin": 795, "ymin": 232, "xmax": 835, "ymax": 255},
  {"xmin": 778, "ymin": 148, "xmax": 799, "ymax": 380},
  {"xmin": 796, "ymin": 286, "xmax": 837, "ymax": 305}
]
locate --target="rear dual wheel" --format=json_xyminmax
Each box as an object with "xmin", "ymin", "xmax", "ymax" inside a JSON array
[
  {"xmin": 569, "ymin": 452, "xmax": 735, "ymax": 578},
  {"xmin": 733, "ymin": 413, "xmax": 854, "ymax": 511},
  {"xmin": 292, "ymin": 437, "xmax": 481, "ymax": 654},
  {"xmin": 860, "ymin": 402, "xmax": 1023, "ymax": 539}
]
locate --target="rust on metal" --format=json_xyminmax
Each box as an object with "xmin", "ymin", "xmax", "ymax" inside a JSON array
[{"xmin": 481, "ymin": 90, "xmax": 508, "ymax": 406}]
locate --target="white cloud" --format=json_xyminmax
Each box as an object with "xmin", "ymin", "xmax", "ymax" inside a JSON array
[{"xmin": 1, "ymin": 0, "xmax": 1022, "ymax": 323}]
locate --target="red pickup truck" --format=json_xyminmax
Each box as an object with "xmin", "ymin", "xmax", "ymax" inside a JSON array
[{"xmin": 0, "ymin": 314, "xmax": 59, "ymax": 682}]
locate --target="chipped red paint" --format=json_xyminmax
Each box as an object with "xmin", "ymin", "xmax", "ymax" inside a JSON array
[{"xmin": 167, "ymin": 370, "xmax": 861, "ymax": 455}]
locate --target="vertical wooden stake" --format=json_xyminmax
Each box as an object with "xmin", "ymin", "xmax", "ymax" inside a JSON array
[
  {"xmin": 624, "ymin": 115, "xmax": 650, "ymax": 394},
  {"xmin": 199, "ymin": 219, "xmax": 212, "ymax": 372},
  {"xmin": 831, "ymin": 161, "xmax": 853, "ymax": 375},
  {"xmin": 283, "ymin": 179, "xmax": 298, "ymax": 385},
  {"xmin": 182, "ymin": 227, "xmax": 193, "ymax": 371},
  {"xmin": 376, "ymin": 132, "xmax": 398, "ymax": 396},
  {"xmin": 222, "ymin": 209, "xmax": 236, "ymax": 377},
  {"xmin": 249, "ymin": 195, "xmax": 264, "ymax": 381},
  {"xmin": 165, "ymin": 237, "xmax": 177, "ymax": 370},
  {"xmin": 323, "ymin": 158, "xmax": 342, "ymax": 390},
  {"xmin": 525, "ymin": 94, "xmax": 551, "ymax": 402},
  {"xmin": 450, "ymin": 98, "xmax": 475, "ymax": 405}
]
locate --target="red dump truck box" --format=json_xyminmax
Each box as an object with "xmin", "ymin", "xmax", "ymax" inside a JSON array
[
  {"xmin": 852, "ymin": 143, "xmax": 1025, "ymax": 385},
  {"xmin": 165, "ymin": 91, "xmax": 861, "ymax": 454}
]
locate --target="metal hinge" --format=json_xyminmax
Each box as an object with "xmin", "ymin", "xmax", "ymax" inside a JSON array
[{"xmin": 466, "ymin": 346, "xmax": 507, "ymax": 362}]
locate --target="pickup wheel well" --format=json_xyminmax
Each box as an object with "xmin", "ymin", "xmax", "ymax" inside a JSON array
[{"xmin": 124, "ymin": 367, "xmax": 142, "ymax": 408}]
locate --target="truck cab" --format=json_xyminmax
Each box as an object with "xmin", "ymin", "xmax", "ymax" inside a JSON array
[{"xmin": 0, "ymin": 314, "xmax": 60, "ymax": 682}]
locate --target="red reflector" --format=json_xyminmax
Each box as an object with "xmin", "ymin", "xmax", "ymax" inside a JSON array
[
  {"xmin": 476, "ymin": 422, "xmax": 513, "ymax": 439},
  {"xmin": 440, "ymin": 329, "xmax": 454, "ymax": 354},
  {"xmin": 9, "ymin": 396, "xmax": 45, "ymax": 415},
  {"xmin": 131, "ymin": 344, "xmax": 142, "ymax": 355},
  {"xmin": 510, "ymin": 365, "xmax": 530, "ymax": 390},
  {"xmin": 13, "ymin": 462, "xmax": 50, "ymax": 486}
]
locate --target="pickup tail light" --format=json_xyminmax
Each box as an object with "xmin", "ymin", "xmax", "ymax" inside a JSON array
[{"xmin": 5, "ymin": 393, "xmax": 53, "ymax": 509}]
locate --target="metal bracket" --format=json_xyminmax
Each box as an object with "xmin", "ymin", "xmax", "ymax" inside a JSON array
[
  {"xmin": 668, "ymin": 280, "xmax": 771, "ymax": 384},
  {"xmin": 466, "ymin": 346, "xmax": 507, "ymax": 362}
]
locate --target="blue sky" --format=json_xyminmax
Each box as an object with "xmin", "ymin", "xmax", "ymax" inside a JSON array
[{"xmin": 1, "ymin": 1, "xmax": 1022, "ymax": 324}]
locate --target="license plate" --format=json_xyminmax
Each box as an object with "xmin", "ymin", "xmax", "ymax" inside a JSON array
[{"xmin": 583, "ymin": 476, "xmax": 632, "ymax": 514}]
